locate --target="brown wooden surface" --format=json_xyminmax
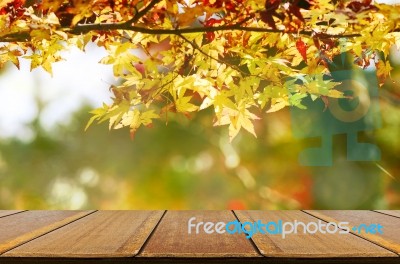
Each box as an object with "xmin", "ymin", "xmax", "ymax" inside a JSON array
[
  {"xmin": 235, "ymin": 210, "xmax": 397, "ymax": 258},
  {"xmin": 0, "ymin": 210, "xmax": 93, "ymax": 254},
  {"xmin": 305, "ymin": 210, "xmax": 400, "ymax": 255},
  {"xmin": 375, "ymin": 210, "xmax": 400, "ymax": 218},
  {"xmin": 138, "ymin": 210, "xmax": 261, "ymax": 258},
  {"xmin": 0, "ymin": 211, "xmax": 24, "ymax": 218},
  {"xmin": 0, "ymin": 210, "xmax": 399, "ymax": 264},
  {"xmin": 4, "ymin": 211, "xmax": 164, "ymax": 258}
]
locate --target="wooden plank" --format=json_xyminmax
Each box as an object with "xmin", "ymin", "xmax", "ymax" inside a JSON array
[
  {"xmin": 306, "ymin": 210, "xmax": 400, "ymax": 255},
  {"xmin": 138, "ymin": 210, "xmax": 261, "ymax": 258},
  {"xmin": 3, "ymin": 257, "xmax": 400, "ymax": 264},
  {"xmin": 0, "ymin": 211, "xmax": 24, "ymax": 218},
  {"xmin": 375, "ymin": 210, "xmax": 400, "ymax": 219},
  {"xmin": 0, "ymin": 257, "xmax": 266, "ymax": 264},
  {"xmin": 0, "ymin": 210, "xmax": 93, "ymax": 255},
  {"xmin": 4, "ymin": 211, "xmax": 164, "ymax": 258},
  {"xmin": 235, "ymin": 210, "xmax": 397, "ymax": 258}
]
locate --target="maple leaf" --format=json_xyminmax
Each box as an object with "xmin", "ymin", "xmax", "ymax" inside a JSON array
[
  {"xmin": 346, "ymin": 0, "xmax": 377, "ymax": 13},
  {"xmin": 0, "ymin": 0, "xmax": 25, "ymax": 20},
  {"xmin": 376, "ymin": 60, "xmax": 393, "ymax": 87},
  {"xmin": 288, "ymin": 3, "xmax": 304, "ymax": 22},
  {"xmin": 296, "ymin": 38, "xmax": 307, "ymax": 62},
  {"xmin": 260, "ymin": 0, "xmax": 282, "ymax": 29}
]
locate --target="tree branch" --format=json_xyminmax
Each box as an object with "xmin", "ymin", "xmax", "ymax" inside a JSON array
[
  {"xmin": 0, "ymin": 32, "xmax": 31, "ymax": 42},
  {"xmin": 70, "ymin": 23, "xmax": 363, "ymax": 38},
  {"xmin": 1, "ymin": 19, "xmax": 399, "ymax": 43}
]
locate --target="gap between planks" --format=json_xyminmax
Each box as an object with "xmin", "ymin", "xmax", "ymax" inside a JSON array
[
  {"xmin": 235, "ymin": 210, "xmax": 396, "ymax": 258},
  {"xmin": 3, "ymin": 211, "xmax": 165, "ymax": 258},
  {"xmin": 135, "ymin": 210, "xmax": 167, "ymax": 256},
  {"xmin": 373, "ymin": 210, "xmax": 400, "ymax": 219},
  {"xmin": 231, "ymin": 210, "xmax": 263, "ymax": 257},
  {"xmin": 0, "ymin": 210, "xmax": 97, "ymax": 256},
  {"xmin": 1, "ymin": 210, "xmax": 399, "ymax": 261},
  {"xmin": 303, "ymin": 210, "xmax": 400, "ymax": 257},
  {"xmin": 0, "ymin": 210, "xmax": 27, "ymax": 219}
]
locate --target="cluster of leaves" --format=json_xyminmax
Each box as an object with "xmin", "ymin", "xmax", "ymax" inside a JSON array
[{"xmin": 1, "ymin": 0, "xmax": 400, "ymax": 140}]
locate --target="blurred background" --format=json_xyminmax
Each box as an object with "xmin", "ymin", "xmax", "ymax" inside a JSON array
[{"xmin": 0, "ymin": 41, "xmax": 399, "ymax": 210}]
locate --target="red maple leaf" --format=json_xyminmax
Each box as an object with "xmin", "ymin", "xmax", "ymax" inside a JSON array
[
  {"xmin": 0, "ymin": 0, "xmax": 25, "ymax": 18},
  {"xmin": 296, "ymin": 38, "xmax": 307, "ymax": 62},
  {"xmin": 260, "ymin": 0, "xmax": 281, "ymax": 29}
]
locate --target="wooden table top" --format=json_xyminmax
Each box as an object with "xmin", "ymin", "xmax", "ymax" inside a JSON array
[{"xmin": 0, "ymin": 210, "xmax": 399, "ymax": 263}]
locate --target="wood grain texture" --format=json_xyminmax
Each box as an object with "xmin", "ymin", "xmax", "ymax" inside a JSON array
[
  {"xmin": 235, "ymin": 210, "xmax": 397, "ymax": 258},
  {"xmin": 0, "ymin": 211, "xmax": 93, "ymax": 255},
  {"xmin": 375, "ymin": 210, "xmax": 400, "ymax": 219},
  {"xmin": 0, "ymin": 211, "xmax": 24, "ymax": 218},
  {"xmin": 138, "ymin": 210, "xmax": 261, "ymax": 258},
  {"xmin": 305, "ymin": 210, "xmax": 400, "ymax": 255},
  {"xmin": 3, "ymin": 257, "xmax": 400, "ymax": 264},
  {"xmin": 4, "ymin": 211, "xmax": 164, "ymax": 258}
]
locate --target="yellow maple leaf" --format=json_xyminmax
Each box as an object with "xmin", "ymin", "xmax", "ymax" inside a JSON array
[{"xmin": 376, "ymin": 60, "xmax": 393, "ymax": 86}]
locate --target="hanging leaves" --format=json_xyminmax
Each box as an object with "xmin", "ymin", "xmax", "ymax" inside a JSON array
[
  {"xmin": 376, "ymin": 60, "xmax": 393, "ymax": 87},
  {"xmin": 0, "ymin": 0, "xmax": 398, "ymax": 140}
]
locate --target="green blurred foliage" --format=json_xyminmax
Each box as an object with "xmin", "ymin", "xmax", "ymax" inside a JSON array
[
  {"xmin": 0, "ymin": 100, "xmax": 398, "ymax": 210},
  {"xmin": 0, "ymin": 53, "xmax": 399, "ymax": 210}
]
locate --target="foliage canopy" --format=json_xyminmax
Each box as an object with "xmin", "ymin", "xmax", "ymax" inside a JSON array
[{"xmin": 1, "ymin": 0, "xmax": 399, "ymax": 140}]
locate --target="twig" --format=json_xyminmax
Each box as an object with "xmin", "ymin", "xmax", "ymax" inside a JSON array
[{"xmin": 125, "ymin": 0, "xmax": 162, "ymax": 25}]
